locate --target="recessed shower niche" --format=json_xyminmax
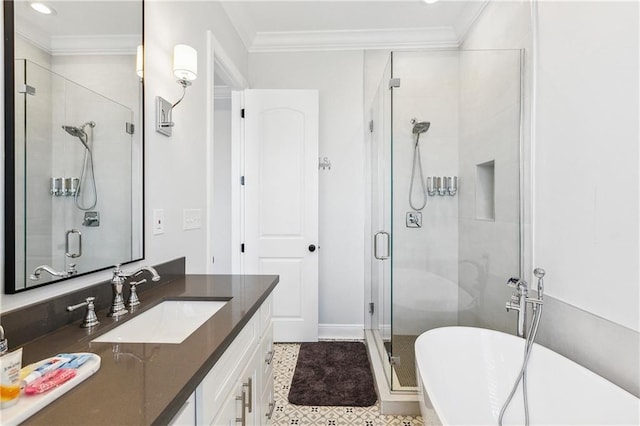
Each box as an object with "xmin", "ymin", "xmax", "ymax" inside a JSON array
[{"xmin": 475, "ymin": 160, "xmax": 496, "ymax": 221}]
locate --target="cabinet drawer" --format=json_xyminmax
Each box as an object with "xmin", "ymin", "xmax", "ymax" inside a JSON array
[
  {"xmin": 259, "ymin": 322, "xmax": 274, "ymax": 391},
  {"xmin": 196, "ymin": 313, "xmax": 259, "ymax": 425},
  {"xmin": 259, "ymin": 371, "xmax": 275, "ymax": 426}
]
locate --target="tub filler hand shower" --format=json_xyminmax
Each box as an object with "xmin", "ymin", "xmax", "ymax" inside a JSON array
[{"xmin": 499, "ymin": 268, "xmax": 546, "ymax": 426}]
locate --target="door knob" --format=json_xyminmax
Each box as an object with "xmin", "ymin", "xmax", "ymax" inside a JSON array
[{"xmin": 308, "ymin": 244, "xmax": 316, "ymax": 252}]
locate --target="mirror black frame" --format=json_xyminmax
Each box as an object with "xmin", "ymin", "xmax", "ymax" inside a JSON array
[{"xmin": 3, "ymin": 0, "xmax": 145, "ymax": 293}]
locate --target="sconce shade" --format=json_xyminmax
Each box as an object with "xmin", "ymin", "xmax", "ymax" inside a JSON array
[
  {"xmin": 173, "ymin": 44, "xmax": 197, "ymax": 82},
  {"xmin": 136, "ymin": 45, "xmax": 144, "ymax": 78}
]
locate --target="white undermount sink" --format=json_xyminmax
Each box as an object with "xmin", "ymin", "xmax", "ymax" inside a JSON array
[{"xmin": 92, "ymin": 300, "xmax": 228, "ymax": 344}]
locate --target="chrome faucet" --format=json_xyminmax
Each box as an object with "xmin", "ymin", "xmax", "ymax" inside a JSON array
[
  {"xmin": 108, "ymin": 264, "xmax": 161, "ymax": 317},
  {"xmin": 505, "ymin": 272, "xmax": 545, "ymax": 338},
  {"xmin": 30, "ymin": 263, "xmax": 78, "ymax": 281}
]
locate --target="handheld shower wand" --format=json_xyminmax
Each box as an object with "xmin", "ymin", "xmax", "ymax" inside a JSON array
[
  {"xmin": 62, "ymin": 121, "xmax": 98, "ymax": 210},
  {"xmin": 409, "ymin": 118, "xmax": 431, "ymax": 211}
]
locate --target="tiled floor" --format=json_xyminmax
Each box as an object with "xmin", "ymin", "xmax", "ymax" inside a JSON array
[{"xmin": 271, "ymin": 343, "xmax": 424, "ymax": 426}]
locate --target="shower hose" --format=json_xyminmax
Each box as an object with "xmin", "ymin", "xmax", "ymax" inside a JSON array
[
  {"xmin": 498, "ymin": 303, "xmax": 544, "ymax": 426},
  {"xmin": 409, "ymin": 133, "xmax": 427, "ymax": 211},
  {"xmin": 75, "ymin": 130, "xmax": 98, "ymax": 211}
]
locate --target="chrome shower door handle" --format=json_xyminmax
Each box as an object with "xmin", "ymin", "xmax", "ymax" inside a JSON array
[
  {"xmin": 65, "ymin": 229, "xmax": 82, "ymax": 258},
  {"xmin": 374, "ymin": 231, "xmax": 390, "ymax": 260}
]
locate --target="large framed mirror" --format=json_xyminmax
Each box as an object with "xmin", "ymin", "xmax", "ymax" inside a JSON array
[{"xmin": 4, "ymin": 0, "xmax": 144, "ymax": 293}]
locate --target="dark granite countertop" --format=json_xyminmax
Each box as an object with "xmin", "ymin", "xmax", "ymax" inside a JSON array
[{"xmin": 17, "ymin": 274, "xmax": 278, "ymax": 425}]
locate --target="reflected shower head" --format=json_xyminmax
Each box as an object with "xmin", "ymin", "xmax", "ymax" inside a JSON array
[
  {"xmin": 62, "ymin": 124, "xmax": 91, "ymax": 151},
  {"xmin": 62, "ymin": 125, "xmax": 85, "ymax": 138},
  {"xmin": 411, "ymin": 120, "xmax": 431, "ymax": 135}
]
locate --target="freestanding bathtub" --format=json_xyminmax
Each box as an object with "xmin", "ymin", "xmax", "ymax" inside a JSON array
[{"xmin": 415, "ymin": 327, "xmax": 640, "ymax": 425}]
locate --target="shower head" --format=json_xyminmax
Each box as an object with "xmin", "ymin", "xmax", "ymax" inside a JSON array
[
  {"xmin": 62, "ymin": 124, "xmax": 91, "ymax": 151},
  {"xmin": 62, "ymin": 125, "xmax": 85, "ymax": 138},
  {"xmin": 411, "ymin": 119, "xmax": 431, "ymax": 135}
]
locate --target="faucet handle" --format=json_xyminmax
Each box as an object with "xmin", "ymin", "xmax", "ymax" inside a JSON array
[
  {"xmin": 67, "ymin": 297, "xmax": 100, "ymax": 328},
  {"xmin": 127, "ymin": 279, "xmax": 147, "ymax": 307}
]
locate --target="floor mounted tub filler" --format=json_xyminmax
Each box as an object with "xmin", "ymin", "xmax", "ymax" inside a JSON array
[{"xmin": 415, "ymin": 326, "xmax": 640, "ymax": 425}]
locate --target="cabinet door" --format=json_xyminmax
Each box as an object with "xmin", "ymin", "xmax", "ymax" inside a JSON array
[
  {"xmin": 210, "ymin": 384, "xmax": 240, "ymax": 426},
  {"xmin": 168, "ymin": 392, "xmax": 196, "ymax": 426}
]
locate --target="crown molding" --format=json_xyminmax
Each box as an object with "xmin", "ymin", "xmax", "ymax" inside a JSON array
[
  {"xmin": 249, "ymin": 27, "xmax": 460, "ymax": 52},
  {"xmin": 16, "ymin": 27, "xmax": 138, "ymax": 56},
  {"xmin": 214, "ymin": 85, "xmax": 232, "ymax": 100}
]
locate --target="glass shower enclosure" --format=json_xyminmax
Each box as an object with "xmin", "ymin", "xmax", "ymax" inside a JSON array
[{"xmin": 367, "ymin": 49, "xmax": 524, "ymax": 391}]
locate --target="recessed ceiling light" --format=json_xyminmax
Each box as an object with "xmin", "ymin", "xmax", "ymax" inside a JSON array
[
  {"xmin": 30, "ymin": 2, "xmax": 56, "ymax": 15},
  {"xmin": 423, "ymin": 0, "xmax": 439, "ymax": 4}
]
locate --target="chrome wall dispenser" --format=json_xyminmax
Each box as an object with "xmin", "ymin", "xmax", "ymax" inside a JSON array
[
  {"xmin": 50, "ymin": 177, "xmax": 79, "ymax": 196},
  {"xmin": 427, "ymin": 176, "xmax": 458, "ymax": 196}
]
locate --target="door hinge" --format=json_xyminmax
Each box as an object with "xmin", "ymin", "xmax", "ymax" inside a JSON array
[
  {"xmin": 368, "ymin": 302, "xmax": 375, "ymax": 315},
  {"xmin": 241, "ymin": 108, "xmax": 245, "ymax": 118},
  {"xmin": 126, "ymin": 122, "xmax": 135, "ymax": 135},
  {"xmin": 18, "ymin": 84, "xmax": 36, "ymax": 95},
  {"xmin": 241, "ymin": 243, "xmax": 245, "ymax": 253},
  {"xmin": 240, "ymin": 176, "xmax": 245, "ymax": 186},
  {"xmin": 390, "ymin": 356, "xmax": 401, "ymax": 366},
  {"xmin": 388, "ymin": 78, "xmax": 401, "ymax": 89},
  {"xmin": 369, "ymin": 120, "xmax": 374, "ymax": 133}
]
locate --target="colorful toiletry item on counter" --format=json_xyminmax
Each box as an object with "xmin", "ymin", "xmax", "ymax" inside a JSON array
[
  {"xmin": 24, "ymin": 369, "xmax": 77, "ymax": 395},
  {"xmin": 18, "ymin": 352, "xmax": 95, "ymax": 396},
  {"xmin": 21, "ymin": 354, "xmax": 75, "ymax": 387}
]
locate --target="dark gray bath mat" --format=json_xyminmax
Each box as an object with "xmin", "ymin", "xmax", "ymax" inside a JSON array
[{"xmin": 288, "ymin": 341, "xmax": 378, "ymax": 407}]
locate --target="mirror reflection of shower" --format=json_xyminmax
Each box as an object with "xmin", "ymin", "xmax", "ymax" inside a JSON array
[
  {"xmin": 409, "ymin": 118, "xmax": 431, "ymax": 211},
  {"xmin": 62, "ymin": 121, "xmax": 97, "ymax": 210}
]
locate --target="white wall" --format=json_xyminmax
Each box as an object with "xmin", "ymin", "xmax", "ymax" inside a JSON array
[
  {"xmin": 249, "ymin": 51, "xmax": 365, "ymax": 337},
  {"xmin": 212, "ymin": 97, "xmax": 232, "ymax": 273},
  {"xmin": 1, "ymin": 1, "xmax": 249, "ymax": 311},
  {"xmin": 535, "ymin": 1, "xmax": 639, "ymax": 332}
]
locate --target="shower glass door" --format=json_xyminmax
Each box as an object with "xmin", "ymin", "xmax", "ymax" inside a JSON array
[
  {"xmin": 368, "ymin": 49, "xmax": 523, "ymax": 392},
  {"xmin": 369, "ymin": 56, "xmax": 393, "ymax": 388}
]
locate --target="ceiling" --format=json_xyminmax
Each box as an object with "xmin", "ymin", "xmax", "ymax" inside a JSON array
[
  {"xmin": 14, "ymin": 1, "xmax": 141, "ymax": 55},
  {"xmin": 221, "ymin": 0, "xmax": 488, "ymax": 52}
]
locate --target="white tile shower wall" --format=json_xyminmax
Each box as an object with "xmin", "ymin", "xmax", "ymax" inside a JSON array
[
  {"xmin": 457, "ymin": 50, "xmax": 523, "ymax": 334},
  {"xmin": 391, "ymin": 51, "xmax": 460, "ymax": 335},
  {"xmin": 249, "ymin": 51, "xmax": 365, "ymax": 333}
]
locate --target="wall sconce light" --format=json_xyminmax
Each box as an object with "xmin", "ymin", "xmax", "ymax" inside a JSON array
[
  {"xmin": 136, "ymin": 45, "xmax": 144, "ymax": 79},
  {"xmin": 156, "ymin": 44, "xmax": 198, "ymax": 136}
]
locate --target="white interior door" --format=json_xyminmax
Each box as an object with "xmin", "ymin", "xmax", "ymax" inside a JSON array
[{"xmin": 243, "ymin": 89, "xmax": 319, "ymax": 342}]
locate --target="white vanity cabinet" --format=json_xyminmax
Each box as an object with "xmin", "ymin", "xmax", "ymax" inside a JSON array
[{"xmin": 187, "ymin": 294, "xmax": 274, "ymax": 426}]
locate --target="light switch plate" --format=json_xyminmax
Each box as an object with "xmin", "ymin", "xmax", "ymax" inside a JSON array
[{"xmin": 183, "ymin": 209, "xmax": 202, "ymax": 230}]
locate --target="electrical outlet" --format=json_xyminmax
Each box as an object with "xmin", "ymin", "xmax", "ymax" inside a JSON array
[
  {"xmin": 153, "ymin": 209, "xmax": 165, "ymax": 235},
  {"xmin": 183, "ymin": 209, "xmax": 202, "ymax": 230}
]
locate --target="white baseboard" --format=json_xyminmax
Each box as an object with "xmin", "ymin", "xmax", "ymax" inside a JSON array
[{"xmin": 318, "ymin": 324, "xmax": 364, "ymax": 340}]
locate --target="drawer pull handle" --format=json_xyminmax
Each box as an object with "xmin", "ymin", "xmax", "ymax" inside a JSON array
[
  {"xmin": 235, "ymin": 391, "xmax": 246, "ymax": 426},
  {"xmin": 266, "ymin": 401, "xmax": 275, "ymax": 420},
  {"xmin": 242, "ymin": 378, "xmax": 252, "ymax": 413},
  {"xmin": 265, "ymin": 350, "xmax": 275, "ymax": 365}
]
